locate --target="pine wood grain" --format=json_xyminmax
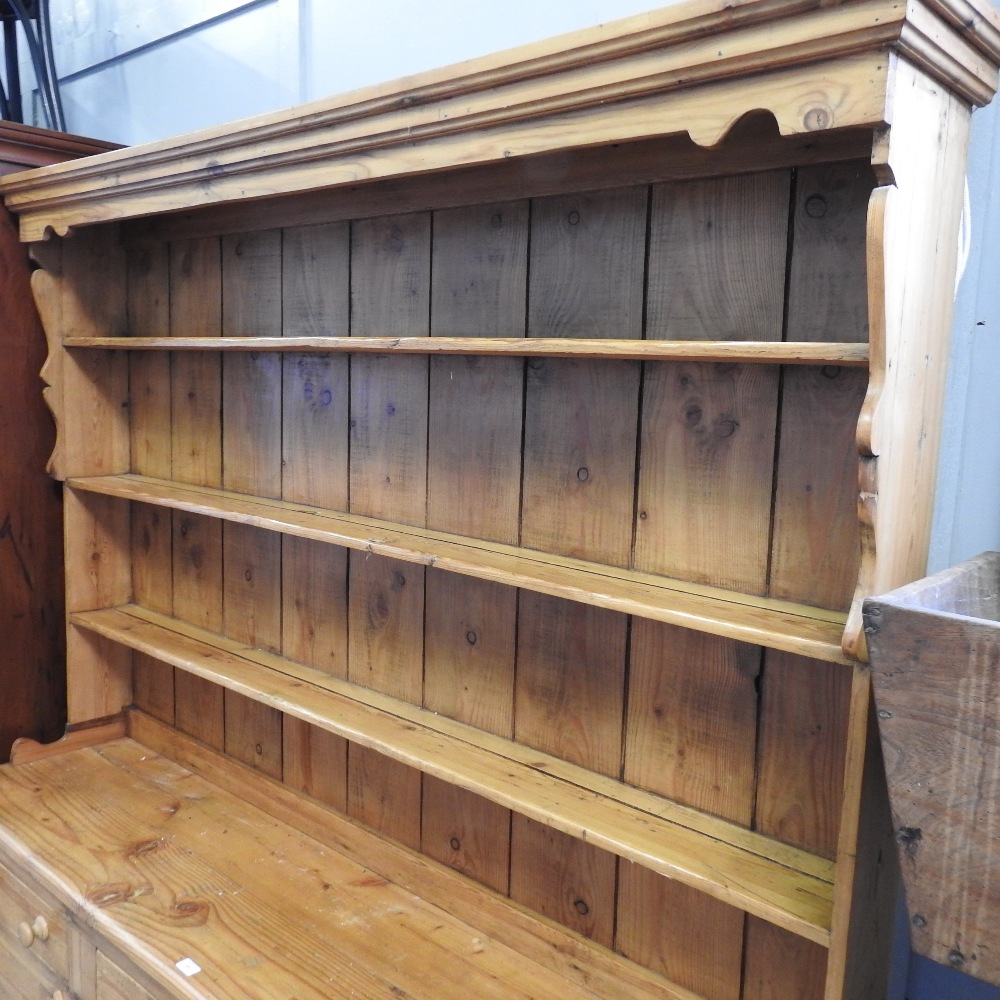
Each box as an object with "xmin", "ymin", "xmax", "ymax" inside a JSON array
[
  {"xmin": 279, "ymin": 223, "xmax": 350, "ymax": 687},
  {"xmin": 621, "ymin": 623, "xmax": 759, "ymax": 998},
  {"xmin": 68, "ymin": 335, "xmax": 872, "ymax": 363},
  {"xmin": 743, "ymin": 918, "xmax": 827, "ymax": 1000},
  {"xmin": 769, "ymin": 160, "xmax": 872, "ymax": 611},
  {"xmin": 636, "ymin": 172, "xmax": 787, "ymax": 593},
  {"xmin": 0, "ymin": 737, "xmax": 686, "ymax": 999},
  {"xmin": 129, "ymin": 708, "xmax": 702, "ymax": 1000},
  {"xmin": 423, "ymin": 570, "xmax": 516, "ymax": 737},
  {"xmin": 423, "ymin": 200, "xmax": 527, "ymax": 894},
  {"xmin": 69, "ymin": 604, "xmax": 836, "ymax": 941},
  {"xmin": 281, "ymin": 714, "xmax": 348, "ymax": 812},
  {"xmin": 223, "ymin": 689, "xmax": 282, "ymax": 780},
  {"xmin": 55, "ymin": 227, "xmax": 133, "ymax": 725},
  {"xmin": 522, "ymin": 188, "xmax": 645, "ymax": 566},
  {"xmin": 169, "ymin": 237, "xmax": 225, "ymax": 748},
  {"xmin": 118, "ymin": 121, "xmax": 874, "ymax": 247},
  {"xmin": 755, "ymin": 652, "xmax": 851, "ymax": 859},
  {"xmin": 420, "ymin": 775, "xmax": 511, "ymax": 894},
  {"xmin": 96, "ymin": 950, "xmax": 157, "ymax": 1000},
  {"xmin": 126, "ymin": 245, "xmax": 175, "ymax": 727},
  {"xmin": 347, "ymin": 555, "xmax": 424, "ymax": 702},
  {"xmin": 624, "ymin": 621, "xmax": 760, "ymax": 824},
  {"xmin": 348, "ymin": 212, "xmax": 430, "ymax": 847},
  {"xmin": 515, "ymin": 593, "xmax": 625, "ymax": 778},
  {"xmin": 617, "ymin": 868, "xmax": 744, "ymax": 1000},
  {"xmin": 427, "ymin": 201, "xmax": 526, "ymax": 542},
  {"xmin": 510, "ymin": 816, "xmax": 617, "ymax": 947},
  {"xmin": 67, "ymin": 472, "xmax": 853, "ymax": 663},
  {"xmin": 349, "ymin": 213, "xmax": 430, "ymax": 523}
]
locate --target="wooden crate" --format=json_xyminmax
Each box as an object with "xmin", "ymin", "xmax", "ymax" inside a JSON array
[
  {"xmin": 0, "ymin": 1, "xmax": 998, "ymax": 997},
  {"xmin": 866, "ymin": 551, "xmax": 1000, "ymax": 986}
]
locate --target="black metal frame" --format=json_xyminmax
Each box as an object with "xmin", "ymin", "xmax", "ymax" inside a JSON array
[{"xmin": 0, "ymin": 0, "xmax": 65, "ymax": 130}]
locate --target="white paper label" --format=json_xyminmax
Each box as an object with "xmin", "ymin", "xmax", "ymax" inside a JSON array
[{"xmin": 176, "ymin": 958, "xmax": 201, "ymax": 976}]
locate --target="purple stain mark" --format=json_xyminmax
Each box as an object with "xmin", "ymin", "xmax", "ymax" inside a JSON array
[
  {"xmin": 386, "ymin": 403, "xmax": 396, "ymax": 415},
  {"xmin": 303, "ymin": 381, "xmax": 314, "ymax": 400},
  {"xmin": 320, "ymin": 388, "xmax": 332, "ymax": 406}
]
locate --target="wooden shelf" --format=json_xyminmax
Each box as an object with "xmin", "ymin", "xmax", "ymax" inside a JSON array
[
  {"xmin": 69, "ymin": 474, "xmax": 852, "ymax": 663},
  {"xmin": 69, "ymin": 603, "xmax": 836, "ymax": 945},
  {"xmin": 63, "ymin": 335, "xmax": 870, "ymax": 365}
]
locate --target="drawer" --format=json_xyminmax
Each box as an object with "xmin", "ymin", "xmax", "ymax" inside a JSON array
[
  {"xmin": 0, "ymin": 931, "xmax": 68, "ymax": 1000},
  {"xmin": 0, "ymin": 860, "xmax": 70, "ymax": 980}
]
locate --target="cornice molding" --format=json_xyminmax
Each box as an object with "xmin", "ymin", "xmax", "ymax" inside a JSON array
[{"xmin": 1, "ymin": 0, "xmax": 997, "ymax": 239}]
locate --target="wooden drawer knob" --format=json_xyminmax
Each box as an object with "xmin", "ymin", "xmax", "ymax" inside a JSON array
[{"xmin": 16, "ymin": 914, "xmax": 49, "ymax": 947}]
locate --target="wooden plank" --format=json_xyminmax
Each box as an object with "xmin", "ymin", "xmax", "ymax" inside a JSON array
[
  {"xmin": 516, "ymin": 186, "xmax": 643, "ymax": 941},
  {"xmin": 63, "ymin": 488, "xmax": 132, "ymax": 724},
  {"xmin": 280, "ymin": 222, "xmax": 350, "ymax": 507},
  {"xmin": 420, "ymin": 775, "xmax": 511, "ymax": 894},
  {"xmin": 423, "ymin": 570, "xmax": 516, "ymax": 737},
  {"xmin": 824, "ymin": 667, "xmax": 899, "ymax": 1000},
  {"xmin": 220, "ymin": 228, "xmax": 282, "ymax": 648},
  {"xmin": 96, "ymin": 951, "xmax": 156, "ymax": 1000},
  {"xmin": 427, "ymin": 201, "xmax": 527, "ymax": 542},
  {"xmin": 281, "ymin": 714, "xmax": 347, "ymax": 812},
  {"xmin": 221, "ymin": 230, "xmax": 283, "ymax": 774},
  {"xmin": 423, "ymin": 199, "xmax": 526, "ymax": 892},
  {"xmin": 617, "ymin": 868, "xmax": 744, "ymax": 1000},
  {"xmin": 743, "ymin": 918, "xmax": 828, "ymax": 1000},
  {"xmin": 515, "ymin": 593, "xmax": 625, "ymax": 778},
  {"xmin": 68, "ymin": 473, "xmax": 852, "ymax": 663},
  {"xmin": 280, "ymin": 224, "xmax": 350, "ymax": 691},
  {"xmin": 620, "ymin": 623, "xmax": 760, "ymax": 999},
  {"xmin": 348, "ymin": 746, "xmax": 423, "ymax": 850},
  {"xmin": 624, "ymin": 621, "xmax": 760, "ymax": 825},
  {"xmin": 125, "ymin": 244, "xmax": 176, "ymax": 728},
  {"xmin": 224, "ymin": 689, "xmax": 283, "ymax": 780},
  {"xmin": 522, "ymin": 187, "xmax": 645, "ymax": 566},
  {"xmin": 221, "ymin": 230, "xmax": 282, "ymax": 497},
  {"xmin": 636, "ymin": 171, "xmax": 788, "ymax": 593},
  {"xmin": 349, "ymin": 213, "xmax": 430, "ymax": 523},
  {"xmin": 755, "ymin": 652, "xmax": 851, "ymax": 859},
  {"xmin": 348, "ymin": 211, "xmax": 431, "ymax": 847},
  {"xmin": 168, "ymin": 237, "xmax": 225, "ymax": 748},
  {"xmin": 55, "ymin": 227, "xmax": 133, "ymax": 725},
  {"xmin": 69, "ymin": 604, "xmax": 836, "ymax": 942},
  {"xmin": 347, "ymin": 555, "xmax": 424, "ymax": 702},
  {"xmin": 629, "ymin": 165, "xmax": 788, "ymax": 988},
  {"xmin": 67, "ymin": 335, "xmax": 871, "ymax": 364},
  {"xmin": 849, "ymin": 62, "xmax": 973, "ymax": 658},
  {"xmin": 10, "ymin": 716, "xmax": 127, "ymax": 765},
  {"xmin": 1, "ymin": 41, "xmax": 899, "ymax": 241},
  {"xmin": 769, "ymin": 160, "xmax": 872, "ymax": 611},
  {"xmin": 510, "ymin": 816, "xmax": 617, "ymax": 947}
]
